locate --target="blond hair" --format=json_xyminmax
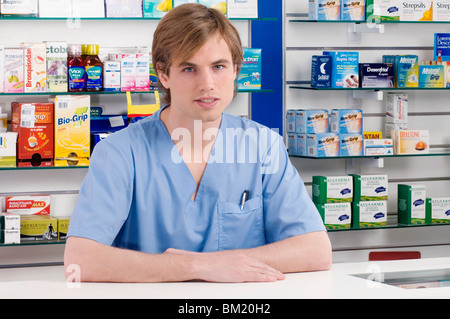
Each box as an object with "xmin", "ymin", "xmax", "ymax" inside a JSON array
[{"xmin": 152, "ymin": 3, "xmax": 243, "ymax": 104}]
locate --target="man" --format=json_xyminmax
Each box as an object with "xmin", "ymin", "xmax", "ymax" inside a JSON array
[{"xmin": 64, "ymin": 3, "xmax": 331, "ymax": 283}]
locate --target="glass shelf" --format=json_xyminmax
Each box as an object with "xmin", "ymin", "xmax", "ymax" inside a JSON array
[
  {"xmin": 0, "ymin": 166, "xmax": 88, "ymax": 171},
  {"xmin": 328, "ymin": 218, "xmax": 450, "ymax": 232},
  {"xmin": 289, "ymin": 18, "xmax": 450, "ymax": 24},
  {"xmin": 291, "ymin": 150, "xmax": 450, "ymax": 159},
  {"xmin": 289, "ymin": 85, "xmax": 450, "ymax": 91},
  {"xmin": 0, "ymin": 240, "xmax": 65, "ymax": 247}
]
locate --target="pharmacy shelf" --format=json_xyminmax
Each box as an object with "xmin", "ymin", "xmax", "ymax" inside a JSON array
[
  {"xmin": 327, "ymin": 216, "xmax": 450, "ymax": 232},
  {"xmin": 0, "ymin": 16, "xmax": 276, "ymax": 21},
  {"xmin": 0, "ymin": 166, "xmax": 88, "ymax": 171},
  {"xmin": 0, "ymin": 240, "xmax": 65, "ymax": 248},
  {"xmin": 289, "ymin": 85, "xmax": 450, "ymax": 91},
  {"xmin": 290, "ymin": 150, "xmax": 450, "ymax": 159},
  {"xmin": 0, "ymin": 89, "xmax": 272, "ymax": 96},
  {"xmin": 288, "ymin": 18, "xmax": 450, "ymax": 24}
]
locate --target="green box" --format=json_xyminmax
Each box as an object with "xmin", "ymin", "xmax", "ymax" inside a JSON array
[
  {"xmin": 426, "ymin": 198, "xmax": 450, "ymax": 224},
  {"xmin": 350, "ymin": 174, "xmax": 388, "ymax": 201},
  {"xmin": 315, "ymin": 202, "xmax": 351, "ymax": 230},
  {"xmin": 352, "ymin": 201, "xmax": 387, "ymax": 229},
  {"xmin": 312, "ymin": 176, "xmax": 353, "ymax": 204},
  {"xmin": 397, "ymin": 184, "xmax": 426, "ymax": 225}
]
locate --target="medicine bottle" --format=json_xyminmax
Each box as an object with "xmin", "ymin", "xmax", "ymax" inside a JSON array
[
  {"xmin": 84, "ymin": 44, "xmax": 103, "ymax": 92},
  {"xmin": 68, "ymin": 44, "xmax": 85, "ymax": 92}
]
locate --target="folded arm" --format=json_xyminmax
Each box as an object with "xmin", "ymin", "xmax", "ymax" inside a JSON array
[{"xmin": 64, "ymin": 230, "xmax": 331, "ymax": 283}]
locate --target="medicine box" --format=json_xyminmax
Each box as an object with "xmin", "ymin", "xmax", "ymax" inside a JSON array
[
  {"xmin": 352, "ymin": 201, "xmax": 387, "ymax": 228},
  {"xmin": 57, "ymin": 216, "xmax": 71, "ymax": 240},
  {"xmin": 393, "ymin": 129, "xmax": 429, "ymax": 154},
  {"xmin": 0, "ymin": 229, "xmax": 20, "ymax": 244},
  {"xmin": 227, "ymin": 0, "xmax": 258, "ymax": 18},
  {"xmin": 0, "ymin": 213, "xmax": 20, "ymax": 230},
  {"xmin": 309, "ymin": 0, "xmax": 341, "ymax": 20},
  {"xmin": 0, "ymin": 0, "xmax": 38, "ymax": 16},
  {"xmin": 400, "ymin": 0, "xmax": 432, "ymax": 21},
  {"xmin": 143, "ymin": 0, "xmax": 172, "ymax": 18},
  {"xmin": 286, "ymin": 110, "xmax": 296, "ymax": 133},
  {"xmin": 136, "ymin": 53, "xmax": 150, "ymax": 91},
  {"xmin": 339, "ymin": 133, "xmax": 363, "ymax": 156},
  {"xmin": 0, "ymin": 132, "xmax": 18, "ymax": 167},
  {"xmin": 365, "ymin": 0, "xmax": 400, "ymax": 21},
  {"xmin": 306, "ymin": 133, "xmax": 339, "ymax": 157},
  {"xmin": 433, "ymin": 0, "xmax": 450, "ymax": 21},
  {"xmin": 426, "ymin": 198, "xmax": 450, "ymax": 224},
  {"xmin": 341, "ymin": 0, "xmax": 365, "ymax": 20},
  {"xmin": 330, "ymin": 109, "xmax": 363, "ymax": 133},
  {"xmin": 312, "ymin": 175, "xmax": 353, "ymax": 203},
  {"xmin": 385, "ymin": 123, "xmax": 407, "ymax": 138},
  {"xmin": 419, "ymin": 65, "xmax": 444, "ymax": 88},
  {"xmin": 238, "ymin": 48, "xmax": 261, "ymax": 91},
  {"xmin": 38, "ymin": 0, "xmax": 72, "ymax": 18},
  {"xmin": 46, "ymin": 41, "xmax": 68, "ymax": 92},
  {"xmin": 5, "ymin": 195, "xmax": 51, "ymax": 215},
  {"xmin": 103, "ymin": 61, "xmax": 121, "ymax": 92},
  {"xmin": 20, "ymin": 215, "xmax": 58, "ymax": 241},
  {"xmin": 296, "ymin": 109, "xmax": 329, "ymax": 134},
  {"xmin": 105, "ymin": 0, "xmax": 143, "ymax": 17},
  {"xmin": 386, "ymin": 92, "xmax": 408, "ymax": 123},
  {"xmin": 198, "ymin": 0, "xmax": 227, "ymax": 14},
  {"xmin": 287, "ymin": 133, "xmax": 297, "ymax": 156},
  {"xmin": 398, "ymin": 184, "xmax": 427, "ymax": 225},
  {"xmin": 174, "ymin": 0, "xmax": 197, "ymax": 7},
  {"xmin": 11, "ymin": 102, "xmax": 54, "ymax": 167},
  {"xmin": 395, "ymin": 55, "xmax": 419, "ymax": 87},
  {"xmin": 350, "ymin": 174, "xmax": 388, "ymax": 201},
  {"xmin": 311, "ymin": 55, "xmax": 332, "ymax": 88},
  {"xmin": 363, "ymin": 138, "xmax": 394, "ymax": 156},
  {"xmin": 359, "ymin": 63, "xmax": 394, "ymax": 88},
  {"xmin": 434, "ymin": 33, "xmax": 450, "ymax": 61},
  {"xmin": 323, "ymin": 51, "xmax": 359, "ymax": 88},
  {"xmin": 52, "ymin": 95, "xmax": 90, "ymax": 166},
  {"xmin": 4, "ymin": 48, "xmax": 24, "ymax": 93},
  {"xmin": 315, "ymin": 202, "xmax": 352, "ymax": 230},
  {"xmin": 21, "ymin": 42, "xmax": 47, "ymax": 93},
  {"xmin": 112, "ymin": 54, "xmax": 136, "ymax": 91},
  {"xmin": 72, "ymin": 0, "xmax": 105, "ymax": 18}
]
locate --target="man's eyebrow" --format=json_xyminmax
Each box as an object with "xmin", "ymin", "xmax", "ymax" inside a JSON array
[{"xmin": 177, "ymin": 59, "xmax": 232, "ymax": 68}]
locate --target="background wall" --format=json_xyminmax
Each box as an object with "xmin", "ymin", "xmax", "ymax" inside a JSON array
[{"xmin": 285, "ymin": 1, "xmax": 450, "ymax": 262}]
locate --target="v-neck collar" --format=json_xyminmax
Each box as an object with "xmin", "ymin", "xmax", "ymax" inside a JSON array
[{"xmin": 154, "ymin": 106, "xmax": 228, "ymax": 203}]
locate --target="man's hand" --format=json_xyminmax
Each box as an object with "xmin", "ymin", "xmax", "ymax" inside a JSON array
[{"xmin": 164, "ymin": 248, "xmax": 285, "ymax": 283}]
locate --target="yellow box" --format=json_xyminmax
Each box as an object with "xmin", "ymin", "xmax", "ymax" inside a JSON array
[
  {"xmin": 57, "ymin": 216, "xmax": 70, "ymax": 240},
  {"xmin": 363, "ymin": 131, "xmax": 382, "ymax": 139},
  {"xmin": 20, "ymin": 215, "xmax": 58, "ymax": 241},
  {"xmin": 52, "ymin": 95, "xmax": 90, "ymax": 166}
]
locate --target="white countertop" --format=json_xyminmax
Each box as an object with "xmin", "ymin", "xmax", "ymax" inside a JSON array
[{"xmin": 0, "ymin": 257, "xmax": 449, "ymax": 299}]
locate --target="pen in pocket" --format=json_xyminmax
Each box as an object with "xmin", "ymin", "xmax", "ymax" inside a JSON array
[{"xmin": 240, "ymin": 189, "xmax": 249, "ymax": 211}]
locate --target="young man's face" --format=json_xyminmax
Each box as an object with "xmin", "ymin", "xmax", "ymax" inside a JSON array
[{"xmin": 158, "ymin": 33, "xmax": 237, "ymax": 125}]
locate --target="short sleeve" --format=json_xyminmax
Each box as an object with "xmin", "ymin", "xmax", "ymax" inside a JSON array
[
  {"xmin": 67, "ymin": 133, "xmax": 134, "ymax": 246},
  {"xmin": 262, "ymin": 134, "xmax": 326, "ymax": 243}
]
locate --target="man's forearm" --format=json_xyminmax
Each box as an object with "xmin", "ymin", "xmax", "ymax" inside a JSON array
[
  {"xmin": 64, "ymin": 237, "xmax": 199, "ymax": 283},
  {"xmin": 239, "ymin": 231, "xmax": 332, "ymax": 273}
]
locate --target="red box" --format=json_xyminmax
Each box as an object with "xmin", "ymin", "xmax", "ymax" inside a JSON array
[{"xmin": 12, "ymin": 102, "xmax": 54, "ymax": 167}]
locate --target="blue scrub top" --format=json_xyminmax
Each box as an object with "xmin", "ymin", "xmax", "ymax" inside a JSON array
[{"xmin": 67, "ymin": 107, "xmax": 325, "ymax": 253}]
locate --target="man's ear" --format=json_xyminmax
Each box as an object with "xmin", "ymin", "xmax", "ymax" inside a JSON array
[{"xmin": 156, "ymin": 63, "xmax": 170, "ymax": 89}]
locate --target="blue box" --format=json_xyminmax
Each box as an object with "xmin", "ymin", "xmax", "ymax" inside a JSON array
[
  {"xmin": 419, "ymin": 65, "xmax": 444, "ymax": 88},
  {"xmin": 323, "ymin": 51, "xmax": 359, "ymax": 88},
  {"xmin": 434, "ymin": 33, "xmax": 450, "ymax": 61},
  {"xmin": 238, "ymin": 48, "xmax": 261, "ymax": 90},
  {"xmin": 339, "ymin": 133, "xmax": 363, "ymax": 156},
  {"xmin": 311, "ymin": 55, "xmax": 332, "ymax": 87}
]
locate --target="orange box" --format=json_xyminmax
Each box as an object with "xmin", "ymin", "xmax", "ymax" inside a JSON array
[{"xmin": 11, "ymin": 102, "xmax": 54, "ymax": 167}]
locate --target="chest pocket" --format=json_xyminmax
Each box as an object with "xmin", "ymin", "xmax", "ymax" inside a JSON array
[{"xmin": 217, "ymin": 196, "xmax": 264, "ymax": 251}]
